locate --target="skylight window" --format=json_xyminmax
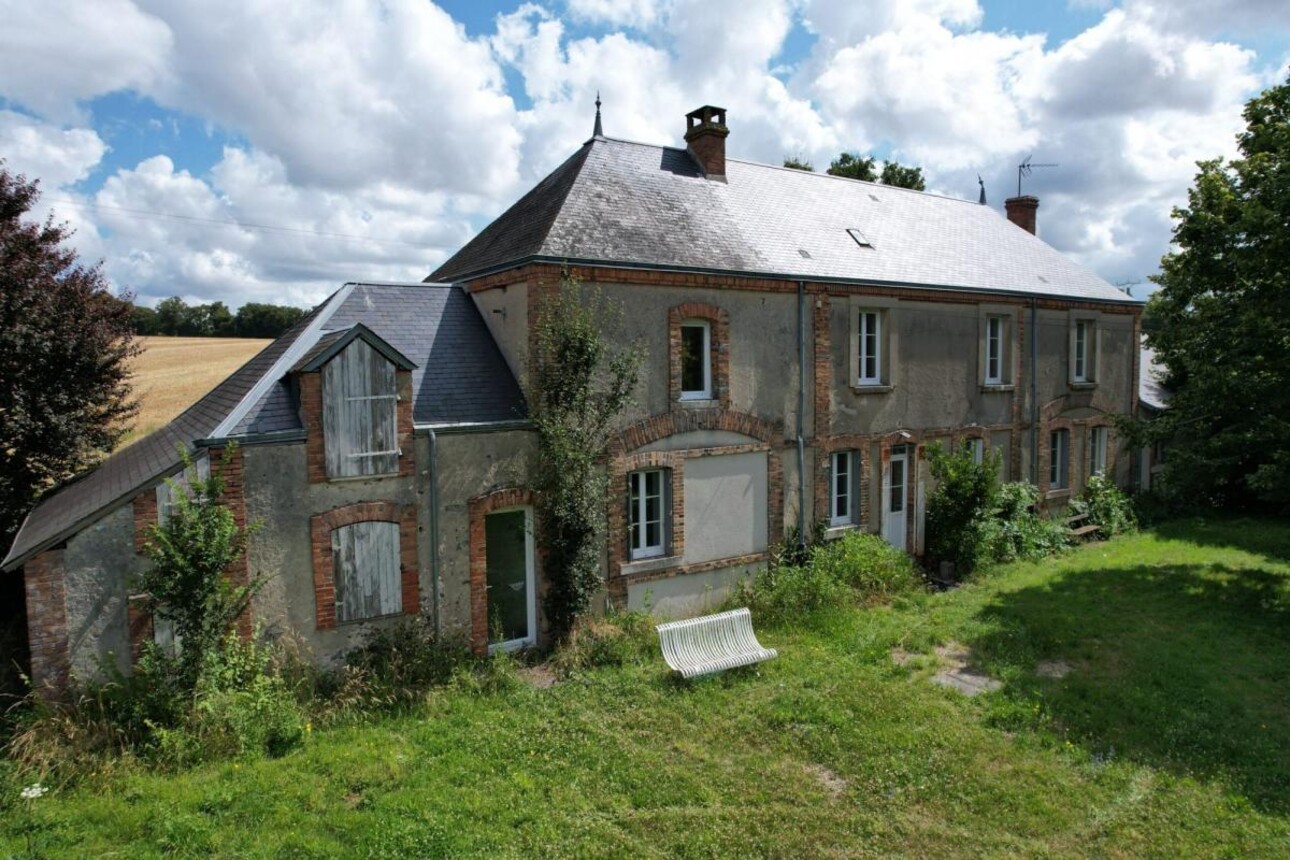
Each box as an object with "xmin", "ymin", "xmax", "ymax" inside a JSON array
[
  {"xmin": 798, "ymin": 248, "xmax": 812, "ymax": 258},
  {"xmin": 846, "ymin": 228, "xmax": 873, "ymax": 249}
]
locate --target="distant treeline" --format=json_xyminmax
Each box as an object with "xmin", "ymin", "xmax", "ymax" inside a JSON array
[{"xmin": 133, "ymin": 297, "xmax": 308, "ymax": 339}]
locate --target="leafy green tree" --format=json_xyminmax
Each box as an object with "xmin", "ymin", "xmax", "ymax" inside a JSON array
[
  {"xmin": 135, "ymin": 448, "xmax": 260, "ymax": 686},
  {"xmin": 924, "ymin": 443, "xmax": 1002, "ymax": 577},
  {"xmin": 531, "ymin": 273, "xmax": 641, "ymax": 639},
  {"xmin": 1139, "ymin": 74, "xmax": 1290, "ymax": 510},
  {"xmin": 235, "ymin": 302, "xmax": 308, "ymax": 338},
  {"xmin": 783, "ymin": 155, "xmax": 814, "ymax": 172},
  {"xmin": 203, "ymin": 301, "xmax": 236, "ymax": 337},
  {"xmin": 880, "ymin": 160, "xmax": 926, "ymax": 191},
  {"xmin": 132, "ymin": 304, "xmax": 161, "ymax": 335},
  {"xmin": 827, "ymin": 152, "xmax": 877, "ymax": 181},
  {"xmin": 154, "ymin": 296, "xmax": 191, "ymax": 335},
  {"xmin": 0, "ymin": 164, "xmax": 139, "ymax": 548}
]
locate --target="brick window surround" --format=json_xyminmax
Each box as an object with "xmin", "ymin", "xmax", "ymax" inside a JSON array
[
  {"xmin": 668, "ymin": 302, "xmax": 730, "ymax": 408},
  {"xmin": 467, "ymin": 488, "xmax": 538, "ymax": 655},
  {"xmin": 310, "ymin": 501, "xmax": 419, "ymax": 630},
  {"xmin": 301, "ymin": 367, "xmax": 416, "ymax": 484}
]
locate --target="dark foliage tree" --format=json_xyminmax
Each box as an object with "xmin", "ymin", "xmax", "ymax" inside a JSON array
[
  {"xmin": 531, "ymin": 272, "xmax": 640, "ymax": 640},
  {"xmin": 154, "ymin": 296, "xmax": 192, "ymax": 335},
  {"xmin": 879, "ymin": 160, "xmax": 926, "ymax": 191},
  {"xmin": 782, "ymin": 155, "xmax": 814, "ymax": 172},
  {"xmin": 0, "ymin": 164, "xmax": 139, "ymax": 551},
  {"xmin": 133, "ymin": 304, "xmax": 161, "ymax": 335},
  {"xmin": 1136, "ymin": 74, "xmax": 1290, "ymax": 510},
  {"xmin": 234, "ymin": 302, "xmax": 307, "ymax": 338},
  {"xmin": 827, "ymin": 152, "xmax": 877, "ymax": 181}
]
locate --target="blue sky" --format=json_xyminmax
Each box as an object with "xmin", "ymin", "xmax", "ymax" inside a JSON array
[{"xmin": 1, "ymin": 0, "xmax": 1287, "ymax": 308}]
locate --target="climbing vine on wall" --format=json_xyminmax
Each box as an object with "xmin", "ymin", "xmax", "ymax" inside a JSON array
[{"xmin": 531, "ymin": 272, "xmax": 641, "ymax": 639}]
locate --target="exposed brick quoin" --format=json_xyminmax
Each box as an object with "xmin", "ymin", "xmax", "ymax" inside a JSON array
[
  {"xmin": 132, "ymin": 490, "xmax": 158, "ymax": 554},
  {"xmin": 209, "ymin": 446, "xmax": 254, "ymax": 639},
  {"xmin": 667, "ymin": 301, "xmax": 731, "ymax": 408},
  {"xmin": 126, "ymin": 598, "xmax": 153, "ymax": 664},
  {"xmin": 23, "ymin": 549, "xmax": 70, "ymax": 695},
  {"xmin": 812, "ymin": 291, "xmax": 831, "ymax": 439},
  {"xmin": 300, "ymin": 367, "xmax": 415, "ymax": 484},
  {"xmin": 310, "ymin": 501, "xmax": 420, "ymax": 631},
  {"xmin": 467, "ymin": 487, "xmax": 537, "ymax": 655}
]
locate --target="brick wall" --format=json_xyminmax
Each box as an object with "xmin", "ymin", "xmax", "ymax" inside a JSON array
[
  {"xmin": 23, "ymin": 549, "xmax": 69, "ymax": 695},
  {"xmin": 309, "ymin": 500, "xmax": 420, "ymax": 631},
  {"xmin": 467, "ymin": 488, "xmax": 537, "ymax": 654}
]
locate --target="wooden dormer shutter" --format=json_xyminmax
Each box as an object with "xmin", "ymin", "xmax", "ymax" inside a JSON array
[{"xmin": 322, "ymin": 338, "xmax": 400, "ymax": 478}]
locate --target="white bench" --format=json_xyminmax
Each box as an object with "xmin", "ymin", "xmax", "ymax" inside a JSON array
[{"xmin": 655, "ymin": 607, "xmax": 777, "ymax": 679}]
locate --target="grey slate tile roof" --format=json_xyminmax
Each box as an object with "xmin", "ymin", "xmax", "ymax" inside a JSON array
[
  {"xmin": 432, "ymin": 137, "xmax": 1136, "ymax": 305},
  {"xmin": 4, "ymin": 283, "xmax": 526, "ymax": 571}
]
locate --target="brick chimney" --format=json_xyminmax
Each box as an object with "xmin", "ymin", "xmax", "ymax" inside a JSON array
[
  {"xmin": 685, "ymin": 105, "xmax": 729, "ymax": 180},
  {"xmin": 1005, "ymin": 195, "xmax": 1039, "ymax": 235}
]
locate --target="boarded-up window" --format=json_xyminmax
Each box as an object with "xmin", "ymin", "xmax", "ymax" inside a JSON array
[
  {"xmin": 323, "ymin": 339, "xmax": 399, "ymax": 478},
  {"xmin": 156, "ymin": 455, "xmax": 211, "ymax": 525},
  {"xmin": 332, "ymin": 520, "xmax": 402, "ymax": 623}
]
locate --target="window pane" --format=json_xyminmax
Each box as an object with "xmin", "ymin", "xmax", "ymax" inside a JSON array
[
  {"xmin": 890, "ymin": 459, "xmax": 904, "ymax": 512},
  {"xmin": 680, "ymin": 324, "xmax": 707, "ymax": 394},
  {"xmin": 832, "ymin": 452, "xmax": 850, "ymax": 521}
]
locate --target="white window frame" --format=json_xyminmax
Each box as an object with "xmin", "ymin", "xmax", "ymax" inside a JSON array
[
  {"xmin": 1069, "ymin": 313, "xmax": 1099, "ymax": 386},
  {"xmin": 1050, "ymin": 429, "xmax": 1070, "ymax": 490},
  {"xmin": 829, "ymin": 450, "xmax": 859, "ymax": 527},
  {"xmin": 857, "ymin": 310, "xmax": 882, "ymax": 385},
  {"xmin": 156, "ymin": 455, "xmax": 211, "ymax": 526},
  {"xmin": 1090, "ymin": 426, "xmax": 1108, "ymax": 476},
  {"xmin": 985, "ymin": 316, "xmax": 1004, "ymax": 385},
  {"xmin": 629, "ymin": 469, "xmax": 667, "ymax": 560},
  {"xmin": 678, "ymin": 319, "xmax": 712, "ymax": 400},
  {"xmin": 965, "ymin": 437, "xmax": 985, "ymax": 465}
]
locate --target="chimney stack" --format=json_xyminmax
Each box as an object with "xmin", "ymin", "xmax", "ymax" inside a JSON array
[
  {"xmin": 1005, "ymin": 195, "xmax": 1039, "ymax": 235},
  {"xmin": 684, "ymin": 105, "xmax": 729, "ymax": 180}
]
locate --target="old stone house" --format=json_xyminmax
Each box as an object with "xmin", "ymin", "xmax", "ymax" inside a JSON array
[{"xmin": 3, "ymin": 106, "xmax": 1141, "ymax": 691}]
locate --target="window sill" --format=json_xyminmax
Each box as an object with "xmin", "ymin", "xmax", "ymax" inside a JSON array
[
  {"xmin": 824, "ymin": 524, "xmax": 860, "ymax": 540},
  {"xmin": 621, "ymin": 555, "xmax": 681, "ymax": 578},
  {"xmin": 1045, "ymin": 488, "xmax": 1072, "ymax": 500},
  {"xmin": 1069, "ymin": 382, "xmax": 1098, "ymax": 391},
  {"xmin": 850, "ymin": 383, "xmax": 893, "ymax": 395},
  {"xmin": 980, "ymin": 383, "xmax": 1015, "ymax": 393},
  {"xmin": 677, "ymin": 396, "xmax": 718, "ymax": 408},
  {"xmin": 325, "ymin": 471, "xmax": 402, "ymax": 483}
]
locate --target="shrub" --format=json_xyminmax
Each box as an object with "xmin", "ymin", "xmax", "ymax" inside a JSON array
[
  {"xmin": 925, "ymin": 443, "xmax": 1003, "ymax": 577},
  {"xmin": 551, "ymin": 611, "xmax": 655, "ymax": 675},
  {"xmin": 810, "ymin": 532, "xmax": 919, "ymax": 600},
  {"xmin": 735, "ymin": 531, "xmax": 919, "ymax": 623},
  {"xmin": 987, "ymin": 482, "xmax": 1071, "ymax": 563},
  {"xmin": 1071, "ymin": 474, "xmax": 1138, "ymax": 536},
  {"xmin": 318, "ymin": 617, "xmax": 472, "ymax": 718}
]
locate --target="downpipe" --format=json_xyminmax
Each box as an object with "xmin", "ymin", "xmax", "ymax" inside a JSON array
[
  {"xmin": 797, "ymin": 280, "xmax": 807, "ymax": 548},
  {"xmin": 427, "ymin": 428, "xmax": 442, "ymax": 637}
]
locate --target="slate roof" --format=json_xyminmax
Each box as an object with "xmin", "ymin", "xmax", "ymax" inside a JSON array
[
  {"xmin": 1140, "ymin": 344, "xmax": 1169, "ymax": 412},
  {"xmin": 432, "ymin": 136, "xmax": 1136, "ymax": 305},
  {"xmin": 4, "ymin": 282, "xmax": 526, "ymax": 571}
]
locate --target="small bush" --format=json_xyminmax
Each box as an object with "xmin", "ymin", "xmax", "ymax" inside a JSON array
[
  {"xmin": 925, "ymin": 443, "xmax": 1003, "ymax": 577},
  {"xmin": 735, "ymin": 531, "xmax": 919, "ymax": 623},
  {"xmin": 318, "ymin": 617, "xmax": 472, "ymax": 718},
  {"xmin": 810, "ymin": 532, "xmax": 919, "ymax": 601},
  {"xmin": 988, "ymin": 482, "xmax": 1071, "ymax": 563},
  {"xmin": 551, "ymin": 611, "xmax": 655, "ymax": 675},
  {"xmin": 1071, "ymin": 474, "xmax": 1138, "ymax": 536}
]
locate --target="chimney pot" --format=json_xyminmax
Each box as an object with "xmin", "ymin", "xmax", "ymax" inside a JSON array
[
  {"xmin": 1005, "ymin": 195, "xmax": 1039, "ymax": 235},
  {"xmin": 684, "ymin": 105, "xmax": 729, "ymax": 180}
]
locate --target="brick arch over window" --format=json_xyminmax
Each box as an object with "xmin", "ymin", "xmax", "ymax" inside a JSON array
[
  {"xmin": 310, "ymin": 501, "xmax": 419, "ymax": 630},
  {"xmin": 608, "ymin": 408, "xmax": 781, "ymax": 456},
  {"xmin": 467, "ymin": 487, "xmax": 538, "ymax": 655},
  {"xmin": 668, "ymin": 302, "xmax": 730, "ymax": 407}
]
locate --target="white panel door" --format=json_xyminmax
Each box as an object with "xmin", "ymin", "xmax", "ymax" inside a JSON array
[{"xmin": 883, "ymin": 450, "xmax": 908, "ymax": 550}]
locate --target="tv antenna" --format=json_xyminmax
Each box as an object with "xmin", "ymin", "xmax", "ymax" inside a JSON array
[{"xmin": 1017, "ymin": 156, "xmax": 1057, "ymax": 196}]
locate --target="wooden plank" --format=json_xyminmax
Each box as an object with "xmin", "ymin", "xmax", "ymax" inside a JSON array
[{"xmin": 333, "ymin": 521, "xmax": 401, "ymax": 623}]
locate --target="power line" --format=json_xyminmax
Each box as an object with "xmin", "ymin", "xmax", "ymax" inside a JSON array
[{"xmin": 43, "ymin": 196, "xmax": 436, "ymax": 249}]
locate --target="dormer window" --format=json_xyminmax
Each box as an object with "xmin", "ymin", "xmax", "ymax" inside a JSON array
[{"xmin": 323, "ymin": 338, "xmax": 400, "ymax": 478}]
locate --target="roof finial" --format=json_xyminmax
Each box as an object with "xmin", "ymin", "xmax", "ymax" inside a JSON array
[
  {"xmin": 593, "ymin": 91, "xmax": 603, "ymax": 138},
  {"xmin": 978, "ymin": 174, "xmax": 986, "ymax": 205}
]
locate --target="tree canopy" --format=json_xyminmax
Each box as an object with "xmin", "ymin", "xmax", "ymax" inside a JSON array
[
  {"xmin": 0, "ymin": 164, "xmax": 139, "ymax": 549},
  {"xmin": 1142, "ymin": 73, "xmax": 1290, "ymax": 510},
  {"xmin": 132, "ymin": 297, "xmax": 307, "ymax": 338},
  {"xmin": 821, "ymin": 152, "xmax": 926, "ymax": 190}
]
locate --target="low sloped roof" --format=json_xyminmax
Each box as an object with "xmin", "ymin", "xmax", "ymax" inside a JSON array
[
  {"xmin": 432, "ymin": 136, "xmax": 1136, "ymax": 305},
  {"xmin": 3, "ymin": 282, "xmax": 526, "ymax": 571}
]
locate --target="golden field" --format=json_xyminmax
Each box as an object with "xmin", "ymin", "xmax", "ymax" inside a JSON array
[{"xmin": 120, "ymin": 336, "xmax": 271, "ymax": 449}]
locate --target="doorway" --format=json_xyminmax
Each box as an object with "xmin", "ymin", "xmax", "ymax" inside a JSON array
[
  {"xmin": 485, "ymin": 507, "xmax": 535, "ymax": 652},
  {"xmin": 883, "ymin": 447, "xmax": 908, "ymax": 550}
]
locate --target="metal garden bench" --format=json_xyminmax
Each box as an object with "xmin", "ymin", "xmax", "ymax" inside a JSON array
[{"xmin": 655, "ymin": 607, "xmax": 777, "ymax": 679}]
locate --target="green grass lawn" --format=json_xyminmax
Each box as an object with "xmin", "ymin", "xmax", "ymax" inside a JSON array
[{"xmin": 5, "ymin": 518, "xmax": 1290, "ymax": 858}]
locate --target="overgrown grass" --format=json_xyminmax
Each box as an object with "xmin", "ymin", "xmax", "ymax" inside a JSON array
[{"xmin": 3, "ymin": 517, "xmax": 1290, "ymax": 857}]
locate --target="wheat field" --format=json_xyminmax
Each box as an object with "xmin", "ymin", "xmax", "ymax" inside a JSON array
[{"xmin": 120, "ymin": 336, "xmax": 271, "ymax": 449}]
